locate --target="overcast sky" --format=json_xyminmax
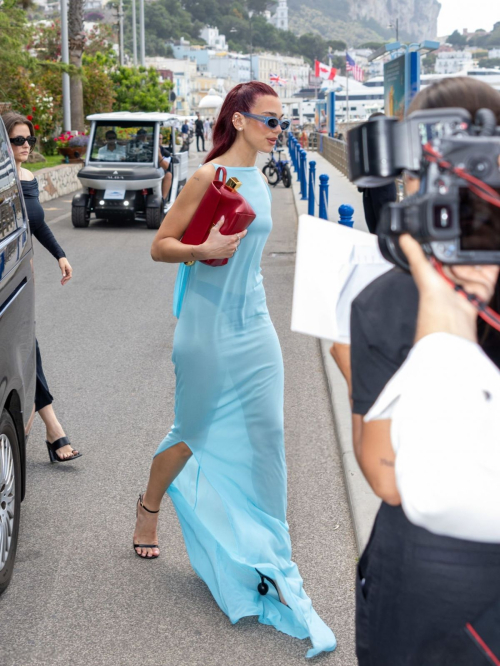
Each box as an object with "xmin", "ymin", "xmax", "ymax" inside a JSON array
[{"xmin": 437, "ymin": 0, "xmax": 498, "ymax": 37}]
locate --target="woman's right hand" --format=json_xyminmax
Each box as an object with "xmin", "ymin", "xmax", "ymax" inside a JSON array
[{"xmin": 198, "ymin": 216, "xmax": 247, "ymax": 261}]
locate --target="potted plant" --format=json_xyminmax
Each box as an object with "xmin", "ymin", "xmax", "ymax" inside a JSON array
[{"xmin": 55, "ymin": 132, "xmax": 88, "ymax": 162}]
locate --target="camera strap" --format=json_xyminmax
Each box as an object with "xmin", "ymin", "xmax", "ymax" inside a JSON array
[{"xmin": 430, "ymin": 258, "xmax": 500, "ymax": 332}]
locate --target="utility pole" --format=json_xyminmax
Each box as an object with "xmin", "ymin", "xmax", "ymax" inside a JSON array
[
  {"xmin": 139, "ymin": 0, "xmax": 145, "ymax": 66},
  {"xmin": 249, "ymin": 10, "xmax": 254, "ymax": 80},
  {"xmin": 118, "ymin": 0, "xmax": 124, "ymax": 66},
  {"xmin": 345, "ymin": 49, "xmax": 350, "ymax": 122},
  {"xmin": 60, "ymin": 0, "xmax": 71, "ymax": 131},
  {"xmin": 132, "ymin": 0, "xmax": 137, "ymax": 66}
]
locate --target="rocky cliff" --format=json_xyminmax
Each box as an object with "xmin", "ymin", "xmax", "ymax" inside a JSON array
[
  {"xmin": 350, "ymin": 0, "xmax": 441, "ymax": 40},
  {"xmin": 288, "ymin": 0, "xmax": 441, "ymax": 42}
]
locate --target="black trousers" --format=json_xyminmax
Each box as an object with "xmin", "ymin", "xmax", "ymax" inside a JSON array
[
  {"xmin": 35, "ymin": 338, "xmax": 53, "ymax": 412},
  {"xmin": 356, "ymin": 503, "xmax": 500, "ymax": 665},
  {"xmin": 196, "ymin": 133, "xmax": 205, "ymax": 151}
]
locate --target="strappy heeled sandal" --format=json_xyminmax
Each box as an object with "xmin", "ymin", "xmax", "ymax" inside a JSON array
[
  {"xmin": 46, "ymin": 436, "xmax": 82, "ymax": 463},
  {"xmin": 133, "ymin": 493, "xmax": 160, "ymax": 559}
]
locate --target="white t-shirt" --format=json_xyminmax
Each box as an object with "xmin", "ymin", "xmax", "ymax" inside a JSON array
[
  {"xmin": 97, "ymin": 144, "xmax": 126, "ymax": 161},
  {"xmin": 365, "ymin": 333, "xmax": 500, "ymax": 543}
]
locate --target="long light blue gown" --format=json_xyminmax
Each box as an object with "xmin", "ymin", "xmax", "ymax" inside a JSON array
[{"xmin": 156, "ymin": 164, "xmax": 336, "ymax": 658}]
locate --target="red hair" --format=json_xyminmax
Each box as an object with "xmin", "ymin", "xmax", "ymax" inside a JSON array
[{"xmin": 204, "ymin": 82, "xmax": 278, "ymax": 163}]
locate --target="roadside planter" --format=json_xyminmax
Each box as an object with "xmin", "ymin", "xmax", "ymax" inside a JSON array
[{"xmin": 55, "ymin": 132, "xmax": 89, "ymax": 163}]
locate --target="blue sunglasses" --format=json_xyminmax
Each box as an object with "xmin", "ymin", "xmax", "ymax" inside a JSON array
[{"xmin": 240, "ymin": 112, "xmax": 290, "ymax": 131}]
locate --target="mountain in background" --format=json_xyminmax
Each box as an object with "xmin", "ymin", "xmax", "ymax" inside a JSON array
[{"xmin": 287, "ymin": 0, "xmax": 440, "ymax": 44}]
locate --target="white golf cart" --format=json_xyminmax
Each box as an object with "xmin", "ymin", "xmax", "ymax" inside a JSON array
[{"xmin": 72, "ymin": 112, "xmax": 189, "ymax": 229}]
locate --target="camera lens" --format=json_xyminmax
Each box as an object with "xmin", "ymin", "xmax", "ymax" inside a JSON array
[{"xmin": 433, "ymin": 205, "xmax": 453, "ymax": 230}]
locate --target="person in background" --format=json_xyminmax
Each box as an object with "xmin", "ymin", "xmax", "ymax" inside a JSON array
[
  {"xmin": 357, "ymin": 113, "xmax": 397, "ymax": 234},
  {"xmin": 3, "ymin": 111, "xmax": 81, "ymax": 463},
  {"xmin": 195, "ymin": 112, "xmax": 205, "ymax": 152},
  {"xmin": 158, "ymin": 133, "xmax": 172, "ymax": 205},
  {"xmin": 298, "ymin": 127, "xmax": 308, "ymax": 149},
  {"xmin": 97, "ymin": 129, "xmax": 126, "ymax": 161},
  {"xmin": 203, "ymin": 117, "xmax": 211, "ymax": 142}
]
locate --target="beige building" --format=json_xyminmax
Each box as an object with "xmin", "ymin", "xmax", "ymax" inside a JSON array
[{"xmin": 251, "ymin": 53, "xmax": 310, "ymax": 98}]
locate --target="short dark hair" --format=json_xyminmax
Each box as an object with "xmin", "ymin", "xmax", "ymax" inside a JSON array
[
  {"xmin": 105, "ymin": 130, "xmax": 117, "ymax": 139},
  {"xmin": 137, "ymin": 128, "xmax": 147, "ymax": 135},
  {"xmin": 408, "ymin": 76, "xmax": 500, "ymax": 123},
  {"xmin": 2, "ymin": 111, "xmax": 36, "ymax": 152}
]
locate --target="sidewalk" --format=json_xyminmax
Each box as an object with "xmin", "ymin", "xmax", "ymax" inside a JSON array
[{"xmin": 286, "ymin": 144, "xmax": 381, "ymax": 554}]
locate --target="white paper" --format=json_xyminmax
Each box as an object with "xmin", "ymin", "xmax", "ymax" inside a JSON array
[
  {"xmin": 291, "ymin": 214, "xmax": 392, "ymax": 343},
  {"xmin": 104, "ymin": 189, "xmax": 125, "ymax": 200}
]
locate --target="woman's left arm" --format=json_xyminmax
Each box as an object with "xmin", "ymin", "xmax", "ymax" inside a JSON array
[{"xmin": 28, "ymin": 196, "xmax": 73, "ymax": 285}]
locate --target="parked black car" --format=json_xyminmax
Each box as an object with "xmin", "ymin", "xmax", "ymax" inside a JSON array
[{"xmin": 0, "ymin": 117, "xmax": 36, "ymax": 594}]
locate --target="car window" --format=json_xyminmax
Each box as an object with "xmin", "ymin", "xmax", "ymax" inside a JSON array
[
  {"xmin": 0, "ymin": 120, "xmax": 29, "ymax": 282},
  {"xmin": 89, "ymin": 123, "xmax": 155, "ymax": 163}
]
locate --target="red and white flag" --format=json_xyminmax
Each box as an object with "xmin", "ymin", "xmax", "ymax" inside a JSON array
[
  {"xmin": 314, "ymin": 60, "xmax": 337, "ymax": 81},
  {"xmin": 269, "ymin": 73, "xmax": 287, "ymax": 87},
  {"xmin": 346, "ymin": 53, "xmax": 364, "ymax": 82}
]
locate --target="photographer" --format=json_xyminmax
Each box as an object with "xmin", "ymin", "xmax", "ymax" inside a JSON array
[{"xmin": 330, "ymin": 78, "xmax": 500, "ymax": 663}]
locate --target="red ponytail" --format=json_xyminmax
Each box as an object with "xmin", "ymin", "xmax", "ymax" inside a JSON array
[{"xmin": 204, "ymin": 82, "xmax": 278, "ymax": 164}]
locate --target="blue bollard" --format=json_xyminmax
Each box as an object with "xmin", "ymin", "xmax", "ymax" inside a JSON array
[
  {"xmin": 296, "ymin": 142, "xmax": 301, "ymax": 181},
  {"xmin": 318, "ymin": 174, "xmax": 329, "ymax": 220},
  {"xmin": 338, "ymin": 204, "xmax": 354, "ymax": 227},
  {"xmin": 300, "ymin": 149, "xmax": 308, "ymax": 200},
  {"xmin": 290, "ymin": 137, "xmax": 297, "ymax": 172},
  {"xmin": 308, "ymin": 161, "xmax": 316, "ymax": 216}
]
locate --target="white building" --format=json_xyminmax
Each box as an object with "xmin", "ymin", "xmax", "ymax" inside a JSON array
[
  {"xmin": 268, "ymin": 0, "xmax": 289, "ymax": 31},
  {"xmin": 435, "ymin": 50, "xmax": 473, "ymax": 74},
  {"xmin": 145, "ymin": 57, "xmax": 197, "ymax": 114},
  {"xmin": 208, "ymin": 53, "xmax": 251, "ymax": 84},
  {"xmin": 489, "ymin": 48, "xmax": 500, "ymax": 59},
  {"xmin": 251, "ymin": 53, "xmax": 310, "ymax": 98},
  {"xmin": 199, "ymin": 26, "xmax": 227, "ymax": 51}
]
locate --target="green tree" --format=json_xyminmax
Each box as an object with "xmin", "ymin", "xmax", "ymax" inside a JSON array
[
  {"xmin": 356, "ymin": 41, "xmax": 385, "ymax": 50},
  {"xmin": 110, "ymin": 66, "xmax": 173, "ymax": 112},
  {"xmin": 478, "ymin": 58, "xmax": 500, "ymax": 68},
  {"xmin": 447, "ymin": 29, "xmax": 467, "ymax": 48}
]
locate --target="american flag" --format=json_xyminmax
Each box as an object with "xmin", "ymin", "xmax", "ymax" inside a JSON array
[
  {"xmin": 269, "ymin": 73, "xmax": 287, "ymax": 87},
  {"xmin": 346, "ymin": 53, "xmax": 364, "ymax": 82}
]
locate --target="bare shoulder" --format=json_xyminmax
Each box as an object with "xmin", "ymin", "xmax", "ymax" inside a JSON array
[
  {"xmin": 191, "ymin": 163, "xmax": 217, "ymax": 185},
  {"xmin": 20, "ymin": 167, "xmax": 35, "ymax": 181}
]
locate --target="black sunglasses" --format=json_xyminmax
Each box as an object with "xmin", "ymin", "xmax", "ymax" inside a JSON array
[{"xmin": 10, "ymin": 136, "xmax": 37, "ymax": 147}]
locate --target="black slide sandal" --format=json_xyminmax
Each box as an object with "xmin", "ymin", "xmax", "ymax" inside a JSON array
[
  {"xmin": 46, "ymin": 436, "xmax": 82, "ymax": 463},
  {"xmin": 133, "ymin": 494, "xmax": 160, "ymax": 559}
]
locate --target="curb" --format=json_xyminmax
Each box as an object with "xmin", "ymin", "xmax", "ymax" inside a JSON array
[{"xmin": 286, "ymin": 146, "xmax": 380, "ymax": 554}]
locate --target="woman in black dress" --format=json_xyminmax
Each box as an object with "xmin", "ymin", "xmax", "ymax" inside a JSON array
[{"xmin": 3, "ymin": 111, "xmax": 81, "ymax": 463}]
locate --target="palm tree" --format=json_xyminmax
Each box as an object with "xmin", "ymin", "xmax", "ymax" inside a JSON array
[{"xmin": 68, "ymin": 0, "xmax": 85, "ymax": 130}]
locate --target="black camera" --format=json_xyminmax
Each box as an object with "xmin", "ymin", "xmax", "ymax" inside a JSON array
[{"xmin": 347, "ymin": 108, "xmax": 500, "ymax": 268}]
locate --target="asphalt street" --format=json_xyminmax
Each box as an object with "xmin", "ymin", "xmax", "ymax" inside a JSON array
[{"xmin": 0, "ymin": 151, "xmax": 358, "ymax": 666}]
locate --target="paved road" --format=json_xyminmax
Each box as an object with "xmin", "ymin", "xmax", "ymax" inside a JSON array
[{"xmin": 0, "ymin": 153, "xmax": 358, "ymax": 666}]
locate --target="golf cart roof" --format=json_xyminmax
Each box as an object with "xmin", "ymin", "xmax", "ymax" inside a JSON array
[{"xmin": 86, "ymin": 112, "xmax": 177, "ymax": 123}]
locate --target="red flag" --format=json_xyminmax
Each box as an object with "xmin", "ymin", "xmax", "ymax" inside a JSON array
[{"xmin": 314, "ymin": 60, "xmax": 337, "ymax": 81}]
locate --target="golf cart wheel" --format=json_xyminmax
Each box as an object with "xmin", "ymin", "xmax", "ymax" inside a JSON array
[
  {"xmin": 282, "ymin": 165, "xmax": 292, "ymax": 188},
  {"xmin": 0, "ymin": 410, "xmax": 21, "ymax": 596},
  {"xmin": 72, "ymin": 206, "xmax": 90, "ymax": 228},
  {"xmin": 263, "ymin": 164, "xmax": 279, "ymax": 186},
  {"xmin": 146, "ymin": 206, "xmax": 163, "ymax": 230}
]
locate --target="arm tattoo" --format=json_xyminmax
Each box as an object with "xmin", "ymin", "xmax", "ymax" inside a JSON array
[
  {"xmin": 193, "ymin": 176, "xmax": 200, "ymax": 181},
  {"xmin": 379, "ymin": 458, "xmax": 395, "ymax": 468}
]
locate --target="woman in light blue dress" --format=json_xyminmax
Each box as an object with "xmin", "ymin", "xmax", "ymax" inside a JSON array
[{"xmin": 133, "ymin": 82, "xmax": 336, "ymax": 658}]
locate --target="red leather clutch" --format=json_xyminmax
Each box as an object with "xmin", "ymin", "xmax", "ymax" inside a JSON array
[{"xmin": 181, "ymin": 166, "xmax": 256, "ymax": 267}]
